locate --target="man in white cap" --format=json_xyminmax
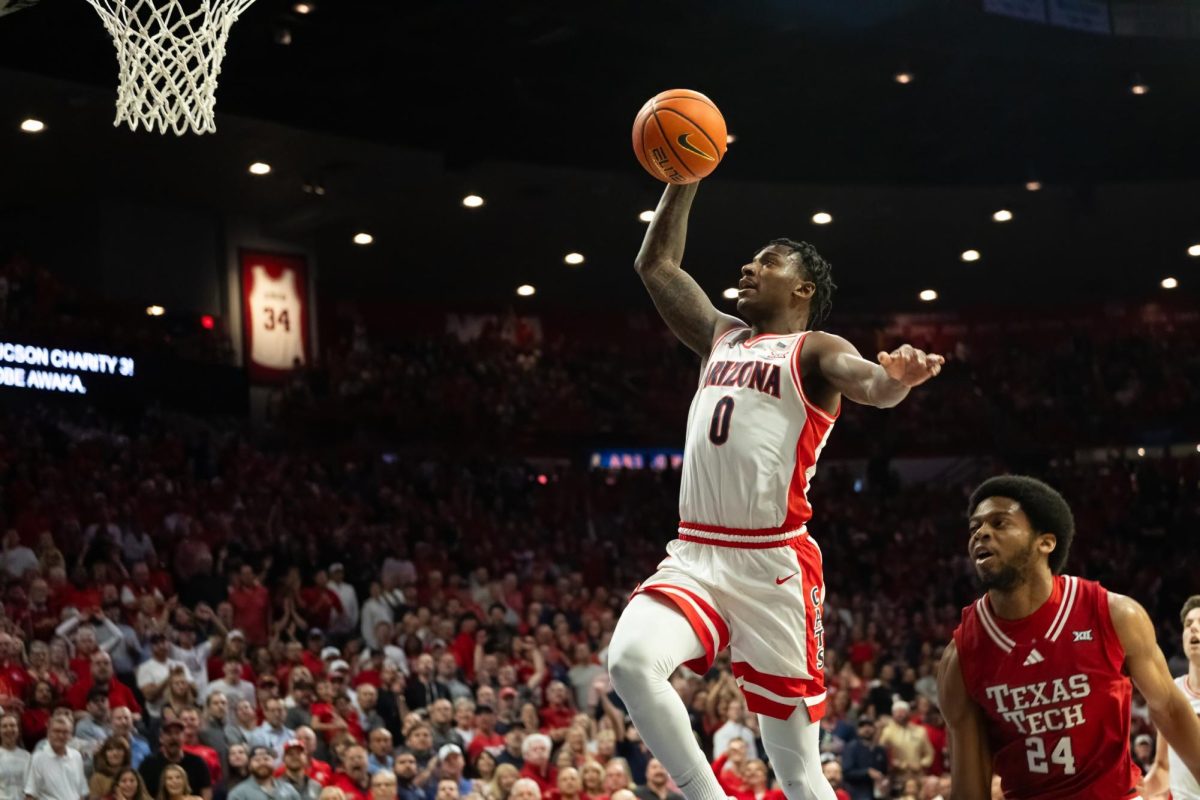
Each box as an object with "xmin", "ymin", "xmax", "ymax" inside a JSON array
[
  {"xmin": 328, "ymin": 564, "xmax": 359, "ymax": 642},
  {"xmin": 878, "ymin": 700, "xmax": 932, "ymax": 791},
  {"xmin": 426, "ymin": 744, "xmax": 472, "ymax": 800}
]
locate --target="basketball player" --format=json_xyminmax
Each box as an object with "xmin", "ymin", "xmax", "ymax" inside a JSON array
[
  {"xmin": 1142, "ymin": 595, "xmax": 1200, "ymax": 799},
  {"xmin": 939, "ymin": 475, "xmax": 1200, "ymax": 799},
  {"xmin": 607, "ymin": 182, "xmax": 944, "ymax": 800}
]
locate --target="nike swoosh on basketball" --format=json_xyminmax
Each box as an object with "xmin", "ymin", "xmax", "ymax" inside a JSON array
[
  {"xmin": 775, "ymin": 572, "xmax": 799, "ymax": 585},
  {"xmin": 677, "ymin": 133, "xmax": 716, "ymax": 161}
]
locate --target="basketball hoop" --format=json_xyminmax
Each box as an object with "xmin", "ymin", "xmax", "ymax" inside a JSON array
[{"xmin": 81, "ymin": 0, "xmax": 259, "ymax": 135}]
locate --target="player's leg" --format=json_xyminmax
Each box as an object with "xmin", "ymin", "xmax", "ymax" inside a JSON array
[
  {"xmin": 758, "ymin": 709, "xmax": 837, "ymax": 800},
  {"xmin": 608, "ymin": 593, "xmax": 729, "ymax": 800}
]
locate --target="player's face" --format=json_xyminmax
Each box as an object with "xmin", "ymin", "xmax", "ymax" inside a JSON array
[
  {"xmin": 737, "ymin": 245, "xmax": 813, "ymax": 321},
  {"xmin": 1184, "ymin": 608, "xmax": 1200, "ymax": 663},
  {"xmin": 968, "ymin": 497, "xmax": 1053, "ymax": 590}
]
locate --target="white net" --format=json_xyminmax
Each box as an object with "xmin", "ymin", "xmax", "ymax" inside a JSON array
[{"xmin": 82, "ymin": 0, "xmax": 259, "ymax": 135}]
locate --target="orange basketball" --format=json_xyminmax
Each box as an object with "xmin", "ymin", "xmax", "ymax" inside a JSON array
[{"xmin": 632, "ymin": 89, "xmax": 727, "ymax": 184}]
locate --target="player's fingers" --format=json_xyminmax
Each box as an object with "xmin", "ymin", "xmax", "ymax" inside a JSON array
[
  {"xmin": 915, "ymin": 350, "xmax": 927, "ymax": 368},
  {"xmin": 929, "ymin": 363, "xmax": 942, "ymax": 377},
  {"xmin": 899, "ymin": 343, "xmax": 915, "ymax": 359},
  {"xmin": 877, "ymin": 351, "xmax": 891, "ymax": 365},
  {"xmin": 929, "ymin": 353, "xmax": 946, "ymax": 365}
]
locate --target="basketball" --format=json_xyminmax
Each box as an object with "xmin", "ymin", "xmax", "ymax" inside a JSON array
[{"xmin": 632, "ymin": 89, "xmax": 727, "ymax": 184}]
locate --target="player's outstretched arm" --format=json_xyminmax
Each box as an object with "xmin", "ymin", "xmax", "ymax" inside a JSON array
[
  {"xmin": 937, "ymin": 641, "xmax": 992, "ymax": 800},
  {"xmin": 1110, "ymin": 593, "xmax": 1200, "ymax": 791},
  {"xmin": 634, "ymin": 183, "xmax": 743, "ymax": 357},
  {"xmin": 806, "ymin": 332, "xmax": 943, "ymax": 409}
]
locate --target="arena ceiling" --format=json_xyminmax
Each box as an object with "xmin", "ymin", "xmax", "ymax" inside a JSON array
[{"xmin": 1, "ymin": 0, "xmax": 1200, "ymax": 312}]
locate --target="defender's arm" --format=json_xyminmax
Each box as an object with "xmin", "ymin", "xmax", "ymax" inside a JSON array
[
  {"xmin": 635, "ymin": 183, "xmax": 742, "ymax": 357},
  {"xmin": 937, "ymin": 641, "xmax": 992, "ymax": 800},
  {"xmin": 1110, "ymin": 593, "xmax": 1200, "ymax": 789}
]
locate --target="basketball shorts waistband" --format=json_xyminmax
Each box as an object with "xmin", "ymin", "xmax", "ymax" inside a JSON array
[{"xmin": 677, "ymin": 521, "xmax": 808, "ymax": 548}]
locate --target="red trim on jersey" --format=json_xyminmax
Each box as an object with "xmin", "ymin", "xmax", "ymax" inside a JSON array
[
  {"xmin": 711, "ymin": 325, "xmax": 748, "ymax": 351},
  {"xmin": 790, "ymin": 332, "xmax": 840, "ymax": 424},
  {"xmin": 793, "ymin": 535, "xmax": 825, "ymax": 692},
  {"xmin": 731, "ymin": 661, "xmax": 827, "ymax": 721},
  {"xmin": 678, "ymin": 533, "xmax": 807, "ymax": 549},
  {"xmin": 741, "ymin": 690, "xmax": 798, "ymax": 721},
  {"xmin": 679, "ymin": 521, "xmax": 807, "ymax": 536}
]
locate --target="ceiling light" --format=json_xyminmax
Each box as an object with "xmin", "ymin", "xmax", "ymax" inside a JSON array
[
  {"xmin": 1137, "ymin": 447, "xmax": 1146, "ymax": 457},
  {"xmin": 564, "ymin": 253, "xmax": 585, "ymax": 265},
  {"xmin": 919, "ymin": 289, "xmax": 938, "ymax": 302},
  {"xmin": 293, "ymin": 2, "xmax": 314, "ymax": 13},
  {"xmin": 894, "ymin": 72, "xmax": 914, "ymax": 85},
  {"xmin": 145, "ymin": 305, "xmax": 165, "ymax": 317},
  {"xmin": 961, "ymin": 249, "xmax": 981, "ymax": 262},
  {"xmin": 811, "ymin": 212, "xmax": 833, "ymax": 225},
  {"xmin": 462, "ymin": 194, "xmax": 484, "ymax": 208},
  {"xmin": 19, "ymin": 118, "xmax": 45, "ymax": 134},
  {"xmin": 516, "ymin": 284, "xmax": 535, "ymax": 297},
  {"xmin": 1130, "ymin": 83, "xmax": 1149, "ymax": 96},
  {"xmin": 248, "ymin": 162, "xmax": 271, "ymax": 176},
  {"xmin": 726, "ymin": 134, "xmax": 736, "ymax": 144},
  {"xmin": 353, "ymin": 232, "xmax": 373, "ymax": 245},
  {"xmin": 1025, "ymin": 180, "xmax": 1042, "ymax": 192},
  {"xmin": 638, "ymin": 210, "xmax": 655, "ymax": 223},
  {"xmin": 1188, "ymin": 244, "xmax": 1200, "ymax": 257},
  {"xmin": 992, "ymin": 209, "xmax": 1013, "ymax": 222},
  {"xmin": 1162, "ymin": 277, "xmax": 1178, "ymax": 289},
  {"xmin": 722, "ymin": 288, "xmax": 738, "ymax": 300}
]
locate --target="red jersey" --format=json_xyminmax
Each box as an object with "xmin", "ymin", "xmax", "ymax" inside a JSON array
[{"xmin": 953, "ymin": 575, "xmax": 1141, "ymax": 800}]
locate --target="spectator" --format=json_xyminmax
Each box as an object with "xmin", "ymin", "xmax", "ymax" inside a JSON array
[
  {"xmin": 330, "ymin": 744, "xmax": 372, "ymax": 800},
  {"xmin": 227, "ymin": 745, "xmax": 302, "ymax": 800},
  {"xmin": 820, "ymin": 759, "xmax": 851, "ymax": 800},
  {"xmin": 452, "ymin": 701, "xmax": 476, "ymax": 751},
  {"xmin": 196, "ymin": 692, "xmax": 230, "ymax": 767},
  {"xmin": 75, "ymin": 687, "xmax": 114, "ymax": 750},
  {"xmin": 427, "ymin": 745, "xmax": 472, "ymax": 800},
  {"xmin": 138, "ymin": 634, "xmax": 189, "ymax": 719},
  {"xmin": 367, "ymin": 728, "xmax": 394, "ymax": 775},
  {"xmin": 180, "ymin": 707, "xmax": 222, "ymax": 787},
  {"xmin": 171, "ymin": 617, "xmax": 220, "ymax": 690},
  {"xmin": 139, "ymin": 719, "xmax": 213, "ymax": 800},
  {"xmin": 1, "ymin": 530, "xmax": 38, "ymax": 580},
  {"xmin": 370, "ymin": 770, "xmax": 398, "ymax": 800},
  {"xmin": 538, "ymin": 684, "xmax": 575, "ymax": 743},
  {"xmin": 278, "ymin": 739, "xmax": 322, "ymax": 800},
  {"xmin": 466, "ymin": 705, "xmax": 503, "ymax": 763},
  {"xmin": 90, "ymin": 735, "xmax": 134, "ymax": 799},
  {"xmin": 228, "ymin": 566, "xmax": 271, "ymax": 649},
  {"xmin": 432, "ymin": 779, "xmax": 459, "ymax": 800},
  {"xmin": 23, "ymin": 714, "xmax": 86, "ymax": 800},
  {"xmin": 841, "ymin": 718, "xmax": 886, "ymax": 800},
  {"xmin": 405, "ymin": 656, "xmax": 449, "ymax": 712},
  {"xmin": 226, "ymin": 744, "xmax": 252, "ymax": 787},
  {"xmin": 565, "ymin": 646, "xmax": 603, "ymax": 713},
  {"xmin": 483, "ymin": 763, "xmax": 519, "ymax": 800},
  {"xmin": 436, "ymin": 657, "xmax": 471, "ymax": 704},
  {"xmin": 405, "ymin": 724, "xmax": 437, "ymax": 773},
  {"xmin": 509, "ymin": 778, "xmax": 541, "ymax": 800},
  {"xmin": 327, "ymin": 565, "xmax": 359, "ymax": 643},
  {"xmin": 112, "ymin": 705, "xmax": 150, "ymax": 768},
  {"xmin": 711, "ymin": 696, "xmax": 758, "ymax": 761},
  {"xmin": 472, "ymin": 750, "xmax": 498, "ymax": 784},
  {"xmin": 878, "ymin": 702, "xmax": 932, "ymax": 792},
  {"xmin": 578, "ymin": 762, "xmax": 604, "ymax": 799},
  {"xmin": 0, "ymin": 714, "xmax": 30, "ymax": 800},
  {"xmin": 110, "ymin": 766, "xmax": 154, "ymax": 800},
  {"xmin": 429, "ymin": 700, "xmax": 464, "ymax": 752},
  {"xmin": 602, "ymin": 759, "xmax": 635, "ymax": 796},
  {"xmin": 226, "ymin": 700, "xmax": 260, "ymax": 748},
  {"xmin": 357, "ymin": 685, "xmax": 385, "ymax": 735},
  {"xmin": 518, "ymin": 734, "xmax": 556, "ymax": 795},
  {"xmin": 250, "ymin": 698, "xmax": 295, "ymax": 757},
  {"xmin": 157, "ymin": 762, "xmax": 207, "ymax": 800},
  {"xmin": 292, "ymin": 727, "xmax": 333, "ymax": 785},
  {"xmin": 69, "ymin": 650, "xmax": 141, "ymax": 716},
  {"xmin": 633, "ymin": 759, "xmax": 682, "ymax": 800},
  {"xmin": 206, "ymin": 660, "xmax": 255, "ymax": 710},
  {"xmin": 495, "ymin": 728, "xmax": 524, "ymax": 770},
  {"xmin": 1133, "ymin": 733, "xmax": 1154, "ymax": 774},
  {"xmin": 360, "ymin": 585, "xmax": 397, "ymax": 652},
  {"xmin": 395, "ymin": 750, "xmax": 425, "ymax": 800},
  {"xmin": 552, "ymin": 767, "xmax": 586, "ymax": 800}
]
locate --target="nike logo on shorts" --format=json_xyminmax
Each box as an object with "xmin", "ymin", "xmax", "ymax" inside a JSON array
[{"xmin": 775, "ymin": 572, "xmax": 799, "ymax": 585}]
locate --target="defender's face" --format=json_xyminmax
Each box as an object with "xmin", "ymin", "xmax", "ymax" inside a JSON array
[
  {"xmin": 737, "ymin": 245, "xmax": 811, "ymax": 318},
  {"xmin": 968, "ymin": 497, "xmax": 1051, "ymax": 590},
  {"xmin": 1184, "ymin": 608, "xmax": 1200, "ymax": 662}
]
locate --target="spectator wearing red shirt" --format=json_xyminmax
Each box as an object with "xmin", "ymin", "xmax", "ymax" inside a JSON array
[
  {"xmin": 330, "ymin": 743, "xmax": 372, "ymax": 800},
  {"xmin": 919, "ymin": 706, "xmax": 947, "ymax": 776},
  {"xmin": 820, "ymin": 759, "xmax": 852, "ymax": 800},
  {"xmin": 539, "ymin": 681, "xmax": 576, "ymax": 741},
  {"xmin": 466, "ymin": 704, "xmax": 504, "ymax": 762},
  {"xmin": 299, "ymin": 571, "xmax": 344, "ymax": 632},
  {"xmin": 518, "ymin": 733, "xmax": 557, "ymax": 794},
  {"xmin": 722, "ymin": 759, "xmax": 781, "ymax": 800},
  {"xmin": 273, "ymin": 726, "xmax": 333, "ymax": 784},
  {"xmin": 451, "ymin": 615, "xmax": 479, "ymax": 682},
  {"xmin": 549, "ymin": 765, "xmax": 590, "ymax": 800},
  {"xmin": 66, "ymin": 650, "xmax": 141, "ymax": 715},
  {"xmin": 228, "ymin": 564, "xmax": 271, "ymax": 646},
  {"xmin": 180, "ymin": 707, "xmax": 222, "ymax": 786},
  {"xmin": 0, "ymin": 632, "xmax": 29, "ymax": 701},
  {"xmin": 300, "ymin": 630, "xmax": 329, "ymax": 678}
]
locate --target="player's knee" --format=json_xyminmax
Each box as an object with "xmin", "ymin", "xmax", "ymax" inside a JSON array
[{"xmin": 607, "ymin": 637, "xmax": 648, "ymax": 694}]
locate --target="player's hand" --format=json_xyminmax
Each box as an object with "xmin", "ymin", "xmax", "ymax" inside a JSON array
[{"xmin": 877, "ymin": 344, "xmax": 944, "ymax": 387}]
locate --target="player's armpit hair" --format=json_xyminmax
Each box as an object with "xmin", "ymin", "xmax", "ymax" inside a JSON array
[
  {"xmin": 1181, "ymin": 595, "xmax": 1200, "ymax": 626},
  {"xmin": 967, "ymin": 475, "xmax": 1076, "ymax": 575},
  {"xmin": 767, "ymin": 238, "xmax": 836, "ymax": 331}
]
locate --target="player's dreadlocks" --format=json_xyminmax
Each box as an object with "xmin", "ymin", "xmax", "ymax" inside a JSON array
[{"xmin": 768, "ymin": 238, "xmax": 836, "ymax": 330}]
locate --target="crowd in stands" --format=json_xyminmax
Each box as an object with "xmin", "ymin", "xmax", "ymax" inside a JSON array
[{"xmin": 0, "ymin": 387, "xmax": 1191, "ymax": 800}]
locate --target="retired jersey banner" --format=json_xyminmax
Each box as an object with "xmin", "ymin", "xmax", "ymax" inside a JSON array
[{"xmin": 240, "ymin": 250, "xmax": 310, "ymax": 383}]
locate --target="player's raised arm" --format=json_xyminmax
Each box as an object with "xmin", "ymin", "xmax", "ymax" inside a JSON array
[
  {"xmin": 1110, "ymin": 593, "xmax": 1200, "ymax": 789},
  {"xmin": 634, "ymin": 184, "xmax": 743, "ymax": 357},
  {"xmin": 804, "ymin": 332, "xmax": 943, "ymax": 409},
  {"xmin": 937, "ymin": 641, "xmax": 992, "ymax": 800}
]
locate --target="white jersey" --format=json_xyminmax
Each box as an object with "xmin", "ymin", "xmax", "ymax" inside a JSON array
[
  {"xmin": 1170, "ymin": 675, "xmax": 1200, "ymax": 799},
  {"xmin": 678, "ymin": 327, "xmax": 837, "ymax": 544},
  {"xmin": 248, "ymin": 265, "xmax": 305, "ymax": 370}
]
